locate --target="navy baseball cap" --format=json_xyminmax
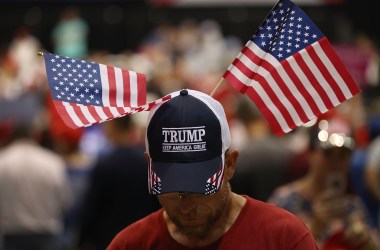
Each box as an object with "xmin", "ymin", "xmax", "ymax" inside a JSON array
[{"xmin": 146, "ymin": 89, "xmax": 231, "ymax": 195}]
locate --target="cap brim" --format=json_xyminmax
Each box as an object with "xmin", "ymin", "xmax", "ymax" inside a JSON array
[{"xmin": 152, "ymin": 155, "xmax": 224, "ymax": 195}]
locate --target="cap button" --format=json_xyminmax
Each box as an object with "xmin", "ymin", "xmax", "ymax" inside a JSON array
[{"xmin": 180, "ymin": 89, "xmax": 188, "ymax": 96}]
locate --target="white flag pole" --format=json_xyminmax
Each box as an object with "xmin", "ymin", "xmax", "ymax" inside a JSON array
[{"xmin": 210, "ymin": 78, "xmax": 225, "ymax": 97}]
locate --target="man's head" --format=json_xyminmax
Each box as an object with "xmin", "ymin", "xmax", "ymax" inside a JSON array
[
  {"xmin": 145, "ymin": 89, "xmax": 232, "ymax": 195},
  {"xmin": 145, "ymin": 89, "xmax": 238, "ymax": 238}
]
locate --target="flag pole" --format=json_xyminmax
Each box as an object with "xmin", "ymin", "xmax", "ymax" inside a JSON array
[
  {"xmin": 210, "ymin": 78, "xmax": 225, "ymax": 97},
  {"xmin": 210, "ymin": 1, "xmax": 281, "ymax": 98}
]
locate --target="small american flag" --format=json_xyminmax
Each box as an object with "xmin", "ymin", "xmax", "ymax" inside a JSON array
[
  {"xmin": 205, "ymin": 163, "xmax": 224, "ymax": 195},
  {"xmin": 43, "ymin": 52, "xmax": 170, "ymax": 128},
  {"xmin": 148, "ymin": 159, "xmax": 162, "ymax": 195},
  {"xmin": 223, "ymin": 0, "xmax": 360, "ymax": 136}
]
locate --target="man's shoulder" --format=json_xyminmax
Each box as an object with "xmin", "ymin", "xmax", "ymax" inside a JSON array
[
  {"xmin": 244, "ymin": 196, "xmax": 307, "ymax": 226},
  {"xmin": 245, "ymin": 196, "xmax": 290, "ymax": 212},
  {"xmin": 228, "ymin": 196, "xmax": 318, "ymax": 249},
  {"xmin": 0, "ymin": 142, "xmax": 65, "ymax": 168},
  {"xmin": 107, "ymin": 209, "xmax": 164, "ymax": 249},
  {"xmin": 122, "ymin": 208, "xmax": 163, "ymax": 232}
]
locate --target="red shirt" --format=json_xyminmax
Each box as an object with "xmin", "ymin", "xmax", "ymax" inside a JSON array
[{"xmin": 107, "ymin": 196, "xmax": 319, "ymax": 250}]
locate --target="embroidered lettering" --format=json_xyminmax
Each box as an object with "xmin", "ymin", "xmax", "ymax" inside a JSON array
[{"xmin": 161, "ymin": 126, "xmax": 207, "ymax": 152}]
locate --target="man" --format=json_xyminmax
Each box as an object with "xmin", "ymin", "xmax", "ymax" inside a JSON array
[{"xmin": 107, "ymin": 89, "xmax": 319, "ymax": 249}]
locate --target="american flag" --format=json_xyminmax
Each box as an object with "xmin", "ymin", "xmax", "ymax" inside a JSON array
[
  {"xmin": 148, "ymin": 159, "xmax": 162, "ymax": 195},
  {"xmin": 205, "ymin": 163, "xmax": 224, "ymax": 195},
  {"xmin": 223, "ymin": 0, "xmax": 360, "ymax": 136},
  {"xmin": 43, "ymin": 52, "xmax": 170, "ymax": 128}
]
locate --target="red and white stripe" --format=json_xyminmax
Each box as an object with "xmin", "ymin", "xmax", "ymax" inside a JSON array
[
  {"xmin": 99, "ymin": 65, "xmax": 146, "ymax": 108},
  {"xmin": 223, "ymin": 38, "xmax": 360, "ymax": 136},
  {"xmin": 148, "ymin": 158, "xmax": 161, "ymax": 194},
  {"xmin": 54, "ymin": 94, "xmax": 173, "ymax": 129},
  {"xmin": 207, "ymin": 163, "xmax": 224, "ymax": 190}
]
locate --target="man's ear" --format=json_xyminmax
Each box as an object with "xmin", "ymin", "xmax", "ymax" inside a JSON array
[
  {"xmin": 144, "ymin": 152, "xmax": 150, "ymax": 163},
  {"xmin": 224, "ymin": 149, "xmax": 239, "ymax": 181}
]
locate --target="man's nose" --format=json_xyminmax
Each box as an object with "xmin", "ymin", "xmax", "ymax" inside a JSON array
[{"xmin": 177, "ymin": 196, "xmax": 198, "ymax": 214}]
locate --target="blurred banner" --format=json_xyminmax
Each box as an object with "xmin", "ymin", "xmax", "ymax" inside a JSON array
[
  {"xmin": 148, "ymin": 0, "xmax": 345, "ymax": 7},
  {"xmin": 333, "ymin": 43, "xmax": 376, "ymax": 88}
]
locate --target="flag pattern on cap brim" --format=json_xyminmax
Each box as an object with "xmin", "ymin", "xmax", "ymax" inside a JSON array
[
  {"xmin": 205, "ymin": 162, "xmax": 224, "ymax": 195},
  {"xmin": 222, "ymin": 0, "xmax": 360, "ymax": 136},
  {"xmin": 148, "ymin": 159, "xmax": 162, "ymax": 195},
  {"xmin": 43, "ymin": 52, "xmax": 173, "ymax": 128}
]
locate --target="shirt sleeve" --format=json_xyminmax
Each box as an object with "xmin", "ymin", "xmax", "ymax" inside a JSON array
[{"xmin": 290, "ymin": 233, "xmax": 320, "ymax": 250}]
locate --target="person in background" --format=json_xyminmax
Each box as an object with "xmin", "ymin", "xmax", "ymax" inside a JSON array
[
  {"xmin": 78, "ymin": 116, "xmax": 160, "ymax": 250},
  {"xmin": 47, "ymin": 100, "xmax": 94, "ymax": 250},
  {"xmin": 0, "ymin": 121, "xmax": 72, "ymax": 250},
  {"xmin": 231, "ymin": 96, "xmax": 293, "ymax": 202},
  {"xmin": 364, "ymin": 114, "xmax": 380, "ymax": 232},
  {"xmin": 107, "ymin": 89, "xmax": 318, "ymax": 249},
  {"xmin": 59, "ymin": 131, "xmax": 93, "ymax": 250},
  {"xmin": 8, "ymin": 26, "xmax": 42, "ymax": 93},
  {"xmin": 350, "ymin": 110, "xmax": 380, "ymax": 231},
  {"xmin": 268, "ymin": 116, "xmax": 379, "ymax": 250},
  {"xmin": 51, "ymin": 7, "xmax": 89, "ymax": 59}
]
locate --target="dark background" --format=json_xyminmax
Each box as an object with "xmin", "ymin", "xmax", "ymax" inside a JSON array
[{"xmin": 0, "ymin": 0, "xmax": 377, "ymax": 54}]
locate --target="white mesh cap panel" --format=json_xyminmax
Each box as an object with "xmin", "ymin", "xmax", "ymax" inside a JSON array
[{"xmin": 187, "ymin": 89, "xmax": 231, "ymax": 153}]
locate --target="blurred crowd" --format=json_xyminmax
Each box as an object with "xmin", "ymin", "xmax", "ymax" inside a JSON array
[{"xmin": 0, "ymin": 6, "xmax": 380, "ymax": 250}]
